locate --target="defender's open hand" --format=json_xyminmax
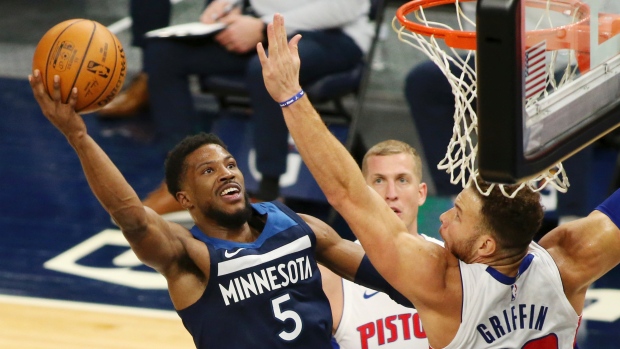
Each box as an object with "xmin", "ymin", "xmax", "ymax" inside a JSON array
[{"xmin": 256, "ymin": 14, "xmax": 303, "ymax": 104}]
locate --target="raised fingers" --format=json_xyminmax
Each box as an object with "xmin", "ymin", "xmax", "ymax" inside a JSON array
[
  {"xmin": 68, "ymin": 87, "xmax": 78, "ymax": 108},
  {"xmin": 274, "ymin": 14, "xmax": 288, "ymax": 52},
  {"xmin": 289, "ymin": 34, "xmax": 301, "ymax": 56},
  {"xmin": 29, "ymin": 69, "xmax": 42, "ymax": 91},
  {"xmin": 51, "ymin": 75, "xmax": 62, "ymax": 102},
  {"xmin": 29, "ymin": 70, "xmax": 49, "ymax": 102},
  {"xmin": 257, "ymin": 40, "xmax": 267, "ymax": 64}
]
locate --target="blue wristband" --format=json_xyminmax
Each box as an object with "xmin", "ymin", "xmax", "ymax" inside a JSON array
[
  {"xmin": 279, "ymin": 89, "xmax": 305, "ymax": 107},
  {"xmin": 596, "ymin": 189, "xmax": 620, "ymax": 228}
]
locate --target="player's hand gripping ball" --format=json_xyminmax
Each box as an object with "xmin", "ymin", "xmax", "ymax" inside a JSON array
[{"xmin": 32, "ymin": 19, "xmax": 127, "ymax": 114}]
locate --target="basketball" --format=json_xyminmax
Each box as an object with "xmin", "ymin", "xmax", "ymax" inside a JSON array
[{"xmin": 32, "ymin": 19, "xmax": 127, "ymax": 114}]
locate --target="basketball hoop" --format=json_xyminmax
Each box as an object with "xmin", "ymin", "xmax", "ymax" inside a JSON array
[{"xmin": 393, "ymin": 0, "xmax": 606, "ymax": 197}]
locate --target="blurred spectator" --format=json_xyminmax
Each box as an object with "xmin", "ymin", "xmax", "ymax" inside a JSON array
[
  {"xmin": 98, "ymin": 0, "xmax": 174, "ymax": 117},
  {"xmin": 100, "ymin": 0, "xmax": 373, "ymax": 213}
]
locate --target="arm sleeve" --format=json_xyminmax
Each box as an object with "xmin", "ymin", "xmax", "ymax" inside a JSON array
[
  {"xmin": 595, "ymin": 189, "xmax": 620, "ymax": 228},
  {"xmin": 354, "ymin": 255, "xmax": 414, "ymax": 308}
]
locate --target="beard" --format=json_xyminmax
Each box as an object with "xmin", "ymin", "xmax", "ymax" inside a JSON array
[
  {"xmin": 205, "ymin": 191, "xmax": 253, "ymax": 229},
  {"xmin": 451, "ymin": 242, "xmax": 473, "ymax": 262},
  {"xmin": 450, "ymin": 231, "xmax": 481, "ymax": 262}
]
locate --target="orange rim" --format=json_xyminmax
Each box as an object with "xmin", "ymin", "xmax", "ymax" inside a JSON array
[
  {"xmin": 396, "ymin": 0, "xmax": 591, "ymax": 51},
  {"xmin": 396, "ymin": 0, "xmax": 477, "ymax": 50}
]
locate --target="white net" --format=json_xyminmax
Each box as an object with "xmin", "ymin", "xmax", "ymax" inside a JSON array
[{"xmin": 394, "ymin": 0, "xmax": 575, "ymax": 198}]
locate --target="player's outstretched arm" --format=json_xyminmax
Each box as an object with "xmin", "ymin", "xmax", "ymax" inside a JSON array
[
  {"xmin": 28, "ymin": 70, "xmax": 182, "ymax": 272},
  {"xmin": 302, "ymin": 214, "xmax": 365, "ymax": 281},
  {"xmin": 256, "ymin": 14, "xmax": 452, "ymax": 305},
  {"xmin": 539, "ymin": 189, "xmax": 620, "ymax": 312}
]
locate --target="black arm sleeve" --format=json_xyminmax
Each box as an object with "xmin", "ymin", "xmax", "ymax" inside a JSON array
[{"xmin": 354, "ymin": 255, "xmax": 414, "ymax": 308}]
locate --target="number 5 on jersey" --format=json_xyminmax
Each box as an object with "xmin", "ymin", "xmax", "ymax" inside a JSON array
[{"xmin": 272, "ymin": 293, "xmax": 302, "ymax": 341}]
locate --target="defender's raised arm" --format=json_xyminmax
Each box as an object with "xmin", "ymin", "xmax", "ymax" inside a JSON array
[{"xmin": 256, "ymin": 14, "xmax": 458, "ymax": 317}]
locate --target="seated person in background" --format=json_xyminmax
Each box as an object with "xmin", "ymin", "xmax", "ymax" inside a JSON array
[
  {"xmin": 98, "ymin": 0, "xmax": 176, "ymax": 117},
  {"xmin": 321, "ymin": 139, "xmax": 437, "ymax": 349},
  {"xmin": 101, "ymin": 0, "xmax": 374, "ymax": 212},
  {"xmin": 403, "ymin": 60, "xmax": 463, "ymax": 198},
  {"xmin": 30, "ymin": 71, "xmax": 396, "ymax": 349}
]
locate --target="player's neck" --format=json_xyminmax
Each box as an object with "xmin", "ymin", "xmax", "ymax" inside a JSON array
[
  {"xmin": 481, "ymin": 251, "xmax": 529, "ymax": 277},
  {"xmin": 195, "ymin": 215, "xmax": 262, "ymax": 243},
  {"xmin": 193, "ymin": 204, "xmax": 265, "ymax": 242},
  {"xmin": 407, "ymin": 221, "xmax": 418, "ymax": 236}
]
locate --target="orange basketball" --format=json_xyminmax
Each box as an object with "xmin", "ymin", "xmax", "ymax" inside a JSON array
[{"xmin": 32, "ymin": 19, "xmax": 127, "ymax": 114}]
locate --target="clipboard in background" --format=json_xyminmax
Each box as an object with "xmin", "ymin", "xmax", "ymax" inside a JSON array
[{"xmin": 145, "ymin": 22, "xmax": 227, "ymax": 39}]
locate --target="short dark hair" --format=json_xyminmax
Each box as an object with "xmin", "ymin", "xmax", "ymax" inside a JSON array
[
  {"xmin": 473, "ymin": 177, "xmax": 544, "ymax": 253},
  {"xmin": 164, "ymin": 132, "xmax": 228, "ymax": 196}
]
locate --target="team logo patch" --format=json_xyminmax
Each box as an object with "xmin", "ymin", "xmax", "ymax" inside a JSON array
[{"xmin": 86, "ymin": 61, "xmax": 110, "ymax": 78}]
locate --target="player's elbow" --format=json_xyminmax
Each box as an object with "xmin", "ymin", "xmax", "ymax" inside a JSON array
[
  {"xmin": 325, "ymin": 187, "xmax": 353, "ymax": 212},
  {"xmin": 324, "ymin": 177, "xmax": 361, "ymax": 210},
  {"xmin": 111, "ymin": 205, "xmax": 149, "ymax": 232}
]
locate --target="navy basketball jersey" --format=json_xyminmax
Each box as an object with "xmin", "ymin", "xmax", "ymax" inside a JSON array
[{"xmin": 177, "ymin": 201, "xmax": 333, "ymax": 349}]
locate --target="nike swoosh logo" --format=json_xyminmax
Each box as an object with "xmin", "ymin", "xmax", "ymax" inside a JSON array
[
  {"xmin": 363, "ymin": 291, "xmax": 380, "ymax": 299},
  {"xmin": 224, "ymin": 248, "xmax": 245, "ymax": 258}
]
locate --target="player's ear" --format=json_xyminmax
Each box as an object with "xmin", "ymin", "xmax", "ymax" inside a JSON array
[
  {"xmin": 417, "ymin": 182, "xmax": 428, "ymax": 206},
  {"xmin": 177, "ymin": 192, "xmax": 192, "ymax": 210},
  {"xmin": 477, "ymin": 234, "xmax": 496, "ymax": 257}
]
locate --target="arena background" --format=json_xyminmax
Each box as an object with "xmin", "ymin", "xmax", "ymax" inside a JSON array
[{"xmin": 0, "ymin": 0, "xmax": 619, "ymax": 347}]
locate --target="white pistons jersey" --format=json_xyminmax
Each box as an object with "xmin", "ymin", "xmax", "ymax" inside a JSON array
[
  {"xmin": 334, "ymin": 235, "xmax": 444, "ymax": 349},
  {"xmin": 334, "ymin": 278, "xmax": 429, "ymax": 349},
  {"xmin": 442, "ymin": 242, "xmax": 580, "ymax": 349}
]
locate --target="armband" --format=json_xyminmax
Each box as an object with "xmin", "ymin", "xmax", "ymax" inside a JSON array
[
  {"xmin": 279, "ymin": 90, "xmax": 305, "ymax": 107},
  {"xmin": 354, "ymin": 255, "xmax": 413, "ymax": 308},
  {"xmin": 595, "ymin": 189, "xmax": 620, "ymax": 228}
]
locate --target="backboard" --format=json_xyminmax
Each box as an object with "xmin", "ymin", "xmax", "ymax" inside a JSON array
[{"xmin": 477, "ymin": 0, "xmax": 620, "ymax": 184}]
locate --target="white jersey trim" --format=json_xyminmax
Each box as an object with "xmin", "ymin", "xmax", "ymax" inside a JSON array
[{"xmin": 218, "ymin": 235, "xmax": 311, "ymax": 276}]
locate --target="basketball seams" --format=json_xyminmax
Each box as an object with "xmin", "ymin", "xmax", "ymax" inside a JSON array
[
  {"xmin": 68, "ymin": 20, "xmax": 97, "ymax": 106},
  {"xmin": 79, "ymin": 23, "xmax": 120, "ymax": 113},
  {"xmin": 34, "ymin": 18, "xmax": 125, "ymax": 114},
  {"xmin": 41, "ymin": 19, "xmax": 85, "ymax": 101}
]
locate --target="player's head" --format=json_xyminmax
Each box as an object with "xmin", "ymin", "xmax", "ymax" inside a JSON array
[
  {"xmin": 165, "ymin": 132, "xmax": 251, "ymax": 228},
  {"xmin": 439, "ymin": 176, "xmax": 543, "ymax": 262},
  {"xmin": 362, "ymin": 140, "xmax": 427, "ymax": 234}
]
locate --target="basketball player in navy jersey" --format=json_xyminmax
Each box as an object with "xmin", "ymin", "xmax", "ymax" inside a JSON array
[
  {"xmin": 320, "ymin": 140, "xmax": 434, "ymax": 349},
  {"xmin": 259, "ymin": 14, "xmax": 620, "ymax": 349},
  {"xmin": 28, "ymin": 71, "xmax": 389, "ymax": 349}
]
